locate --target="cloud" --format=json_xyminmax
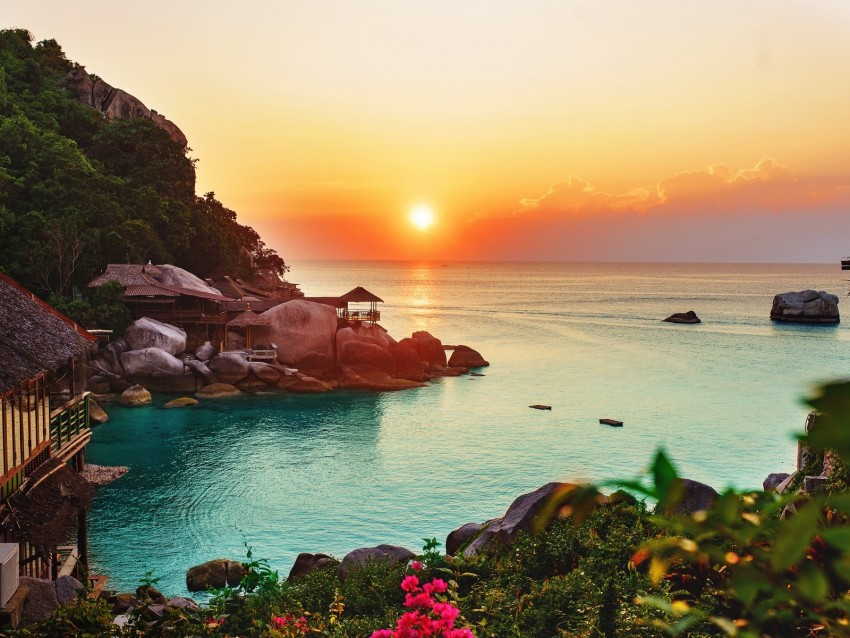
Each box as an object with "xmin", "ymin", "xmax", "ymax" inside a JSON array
[{"xmin": 514, "ymin": 158, "xmax": 850, "ymax": 220}]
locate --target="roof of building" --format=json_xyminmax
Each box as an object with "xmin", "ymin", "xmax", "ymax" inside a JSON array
[
  {"xmin": 228, "ymin": 308, "xmax": 270, "ymax": 327},
  {"xmin": 340, "ymin": 287, "xmax": 384, "ymax": 303},
  {"xmin": 211, "ymin": 276, "xmax": 248, "ymax": 300},
  {"xmin": 87, "ymin": 264, "xmax": 161, "ymax": 288},
  {"xmin": 0, "ymin": 273, "xmax": 95, "ymax": 394}
]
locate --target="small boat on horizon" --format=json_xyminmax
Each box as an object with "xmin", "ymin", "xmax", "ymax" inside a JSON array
[{"xmin": 842, "ymin": 257, "xmax": 850, "ymax": 270}]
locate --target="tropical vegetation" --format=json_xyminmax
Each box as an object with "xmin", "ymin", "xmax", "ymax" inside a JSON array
[{"xmin": 0, "ymin": 28, "xmax": 285, "ymax": 302}]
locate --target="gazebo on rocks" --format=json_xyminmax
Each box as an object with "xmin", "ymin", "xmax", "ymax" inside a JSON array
[{"xmin": 338, "ymin": 287, "xmax": 384, "ymax": 326}]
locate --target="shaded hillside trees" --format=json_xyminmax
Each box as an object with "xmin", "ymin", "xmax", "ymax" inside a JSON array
[{"xmin": 0, "ymin": 28, "xmax": 287, "ymax": 297}]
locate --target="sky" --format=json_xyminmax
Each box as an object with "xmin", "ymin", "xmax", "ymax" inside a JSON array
[{"xmin": 5, "ymin": 1, "xmax": 850, "ymax": 262}]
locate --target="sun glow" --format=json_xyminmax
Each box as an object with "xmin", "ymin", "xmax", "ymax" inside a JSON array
[{"xmin": 410, "ymin": 205, "xmax": 435, "ymax": 231}]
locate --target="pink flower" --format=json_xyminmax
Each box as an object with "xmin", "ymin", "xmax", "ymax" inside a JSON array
[
  {"xmin": 410, "ymin": 560, "xmax": 423, "ymax": 571},
  {"xmin": 401, "ymin": 574, "xmax": 421, "ymax": 592},
  {"xmin": 371, "ymin": 631, "xmax": 394, "ymax": 638},
  {"xmin": 423, "ymin": 578, "xmax": 448, "ymax": 596}
]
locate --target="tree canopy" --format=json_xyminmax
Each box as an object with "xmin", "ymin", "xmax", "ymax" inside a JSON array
[{"xmin": 0, "ymin": 28, "xmax": 287, "ymax": 298}]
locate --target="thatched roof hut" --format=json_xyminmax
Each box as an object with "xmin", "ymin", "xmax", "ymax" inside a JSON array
[
  {"xmin": 0, "ymin": 457, "xmax": 95, "ymax": 557},
  {"xmin": 340, "ymin": 286, "xmax": 384, "ymax": 303},
  {"xmin": 0, "ymin": 274, "xmax": 95, "ymax": 394}
]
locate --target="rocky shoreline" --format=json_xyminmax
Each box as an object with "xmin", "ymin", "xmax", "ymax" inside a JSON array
[{"xmin": 88, "ymin": 303, "xmax": 488, "ymax": 405}]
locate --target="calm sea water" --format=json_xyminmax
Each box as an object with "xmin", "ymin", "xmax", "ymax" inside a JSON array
[{"xmin": 87, "ymin": 261, "xmax": 849, "ymax": 595}]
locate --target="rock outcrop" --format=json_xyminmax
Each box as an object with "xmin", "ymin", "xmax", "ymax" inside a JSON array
[
  {"xmin": 463, "ymin": 482, "xmax": 574, "ymax": 556},
  {"xmin": 186, "ymin": 559, "xmax": 247, "ymax": 591},
  {"xmin": 446, "ymin": 522, "xmax": 484, "ymax": 556},
  {"xmin": 63, "ymin": 67, "xmax": 188, "ymax": 146},
  {"xmin": 770, "ymin": 290, "xmax": 839, "ymax": 324},
  {"xmin": 120, "ymin": 348, "xmax": 186, "ymax": 378},
  {"xmin": 447, "ymin": 345, "xmax": 489, "ymax": 367},
  {"xmin": 208, "ymin": 353, "xmax": 250, "ymax": 385},
  {"xmin": 670, "ymin": 478, "xmax": 718, "ymax": 515},
  {"xmin": 124, "ymin": 319, "xmax": 187, "ymax": 356},
  {"xmin": 88, "ymin": 398, "xmax": 109, "ymax": 424},
  {"xmin": 254, "ymin": 300, "xmax": 338, "ymax": 366},
  {"xmin": 763, "ymin": 472, "xmax": 791, "ymax": 492},
  {"xmin": 184, "ymin": 359, "xmax": 217, "ymax": 385},
  {"xmin": 121, "ymin": 385, "xmax": 152, "ymax": 406},
  {"xmin": 339, "ymin": 340, "xmax": 396, "ymax": 376},
  {"xmin": 663, "ymin": 310, "xmax": 701, "ymax": 324},
  {"xmin": 163, "ymin": 397, "xmax": 199, "ymax": 408},
  {"xmin": 389, "ymin": 343, "xmax": 427, "ymax": 382},
  {"xmin": 337, "ymin": 366, "xmax": 425, "ymax": 391},
  {"xmin": 338, "ymin": 545, "xmax": 416, "ymax": 581},
  {"xmin": 156, "ymin": 265, "xmax": 223, "ymax": 295},
  {"xmin": 195, "ymin": 383, "xmax": 242, "ymax": 398},
  {"xmin": 410, "ymin": 331, "xmax": 447, "ymax": 368},
  {"xmin": 195, "ymin": 342, "xmax": 216, "ymax": 362},
  {"xmin": 288, "ymin": 553, "xmax": 336, "ymax": 582}
]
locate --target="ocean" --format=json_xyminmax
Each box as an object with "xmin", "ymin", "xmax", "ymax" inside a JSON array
[{"xmin": 86, "ymin": 261, "xmax": 849, "ymax": 595}]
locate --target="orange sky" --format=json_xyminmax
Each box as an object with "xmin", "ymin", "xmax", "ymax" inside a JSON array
[{"xmin": 6, "ymin": 1, "xmax": 850, "ymax": 261}]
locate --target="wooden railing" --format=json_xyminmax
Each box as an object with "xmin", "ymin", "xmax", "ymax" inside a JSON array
[
  {"xmin": 140, "ymin": 309, "xmax": 228, "ymax": 324},
  {"xmin": 341, "ymin": 310, "xmax": 381, "ymax": 322},
  {"xmin": 49, "ymin": 393, "xmax": 90, "ymax": 457}
]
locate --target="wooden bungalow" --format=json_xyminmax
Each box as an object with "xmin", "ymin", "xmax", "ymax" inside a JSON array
[
  {"xmin": 0, "ymin": 273, "xmax": 99, "ymax": 613},
  {"xmin": 88, "ymin": 264, "xmax": 234, "ymax": 345}
]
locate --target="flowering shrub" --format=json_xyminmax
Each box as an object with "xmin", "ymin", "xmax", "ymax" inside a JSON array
[
  {"xmin": 270, "ymin": 612, "xmax": 308, "ymax": 636},
  {"xmin": 371, "ymin": 565, "xmax": 475, "ymax": 638}
]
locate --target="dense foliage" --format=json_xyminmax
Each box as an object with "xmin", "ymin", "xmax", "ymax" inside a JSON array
[{"xmin": 0, "ymin": 28, "xmax": 286, "ymax": 299}]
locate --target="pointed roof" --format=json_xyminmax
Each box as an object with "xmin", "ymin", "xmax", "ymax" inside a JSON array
[
  {"xmin": 227, "ymin": 308, "xmax": 270, "ymax": 328},
  {"xmin": 340, "ymin": 287, "xmax": 384, "ymax": 303}
]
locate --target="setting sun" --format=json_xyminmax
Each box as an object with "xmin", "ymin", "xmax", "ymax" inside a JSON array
[{"xmin": 409, "ymin": 205, "xmax": 435, "ymax": 231}]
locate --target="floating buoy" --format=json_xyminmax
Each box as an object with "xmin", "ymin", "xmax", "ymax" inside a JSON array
[
  {"xmin": 599, "ymin": 418, "xmax": 623, "ymax": 427},
  {"xmin": 529, "ymin": 404, "xmax": 552, "ymax": 410}
]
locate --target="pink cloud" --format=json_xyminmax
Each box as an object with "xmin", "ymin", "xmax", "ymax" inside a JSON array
[{"xmin": 515, "ymin": 158, "xmax": 850, "ymax": 219}]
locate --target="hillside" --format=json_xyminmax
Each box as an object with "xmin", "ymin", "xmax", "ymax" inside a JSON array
[{"xmin": 0, "ymin": 28, "xmax": 284, "ymax": 299}]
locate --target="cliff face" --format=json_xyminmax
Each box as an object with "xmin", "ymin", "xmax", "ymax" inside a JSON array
[{"xmin": 63, "ymin": 67, "xmax": 188, "ymax": 147}]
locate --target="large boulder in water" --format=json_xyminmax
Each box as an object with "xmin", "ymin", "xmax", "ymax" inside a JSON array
[
  {"xmin": 124, "ymin": 318, "xmax": 187, "ymax": 355},
  {"xmin": 253, "ymin": 300, "xmax": 338, "ymax": 366},
  {"xmin": 663, "ymin": 310, "xmax": 701, "ymax": 324},
  {"xmin": 293, "ymin": 351, "xmax": 335, "ymax": 375},
  {"xmin": 448, "ymin": 345, "xmax": 489, "ymax": 368},
  {"xmin": 339, "ymin": 340, "xmax": 395, "ymax": 376},
  {"xmin": 410, "ymin": 331, "xmax": 447, "ymax": 368},
  {"xmin": 120, "ymin": 348, "xmax": 186, "ymax": 378},
  {"xmin": 389, "ymin": 342, "xmax": 426, "ymax": 381},
  {"xmin": 155, "ymin": 265, "xmax": 223, "ymax": 295},
  {"xmin": 770, "ymin": 290, "xmax": 839, "ymax": 324},
  {"xmin": 121, "ymin": 385, "xmax": 152, "ymax": 406},
  {"xmin": 186, "ymin": 559, "xmax": 246, "ymax": 591},
  {"xmin": 208, "ymin": 353, "xmax": 250, "ymax": 384},
  {"xmin": 248, "ymin": 362, "xmax": 281, "ymax": 385}
]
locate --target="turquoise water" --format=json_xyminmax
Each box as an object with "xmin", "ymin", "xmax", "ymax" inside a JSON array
[{"xmin": 87, "ymin": 261, "xmax": 849, "ymax": 595}]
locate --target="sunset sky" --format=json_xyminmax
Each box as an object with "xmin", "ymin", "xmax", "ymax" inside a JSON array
[{"xmin": 6, "ymin": 1, "xmax": 850, "ymax": 262}]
